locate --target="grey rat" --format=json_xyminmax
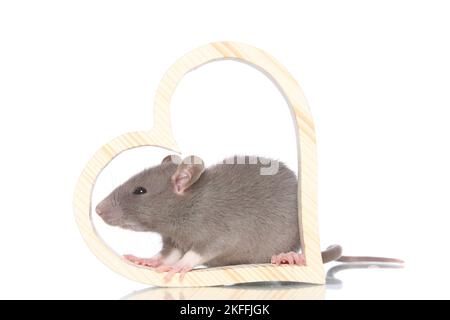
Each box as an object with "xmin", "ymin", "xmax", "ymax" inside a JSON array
[{"xmin": 96, "ymin": 155, "xmax": 403, "ymax": 281}]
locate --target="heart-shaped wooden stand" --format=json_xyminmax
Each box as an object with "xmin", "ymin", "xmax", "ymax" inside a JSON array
[{"xmin": 73, "ymin": 42, "xmax": 325, "ymax": 286}]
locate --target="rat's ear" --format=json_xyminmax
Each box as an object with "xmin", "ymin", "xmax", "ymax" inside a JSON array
[
  {"xmin": 171, "ymin": 155, "xmax": 205, "ymax": 194},
  {"xmin": 161, "ymin": 154, "xmax": 182, "ymax": 165}
]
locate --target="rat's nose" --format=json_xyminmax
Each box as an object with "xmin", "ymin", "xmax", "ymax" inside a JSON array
[{"xmin": 95, "ymin": 205, "xmax": 104, "ymax": 216}]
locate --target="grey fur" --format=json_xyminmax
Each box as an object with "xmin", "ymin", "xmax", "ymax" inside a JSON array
[{"xmin": 96, "ymin": 155, "xmax": 300, "ymax": 267}]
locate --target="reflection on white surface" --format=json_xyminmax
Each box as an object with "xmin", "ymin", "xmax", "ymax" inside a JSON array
[
  {"xmin": 125, "ymin": 283, "xmax": 325, "ymax": 300},
  {"xmin": 124, "ymin": 263, "xmax": 404, "ymax": 300},
  {"xmin": 325, "ymin": 263, "xmax": 404, "ymax": 290}
]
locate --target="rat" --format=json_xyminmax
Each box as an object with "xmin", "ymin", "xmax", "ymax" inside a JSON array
[{"xmin": 96, "ymin": 155, "xmax": 403, "ymax": 282}]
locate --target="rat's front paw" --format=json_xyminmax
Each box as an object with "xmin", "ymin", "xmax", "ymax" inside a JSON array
[
  {"xmin": 124, "ymin": 254, "xmax": 162, "ymax": 268},
  {"xmin": 155, "ymin": 263, "xmax": 193, "ymax": 282}
]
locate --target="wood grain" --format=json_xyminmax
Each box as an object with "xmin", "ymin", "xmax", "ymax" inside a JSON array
[{"xmin": 73, "ymin": 41, "xmax": 325, "ymax": 286}]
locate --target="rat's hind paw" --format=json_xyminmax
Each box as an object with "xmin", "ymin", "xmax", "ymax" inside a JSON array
[
  {"xmin": 271, "ymin": 252, "xmax": 306, "ymax": 265},
  {"xmin": 155, "ymin": 263, "xmax": 193, "ymax": 282},
  {"xmin": 124, "ymin": 254, "xmax": 162, "ymax": 267}
]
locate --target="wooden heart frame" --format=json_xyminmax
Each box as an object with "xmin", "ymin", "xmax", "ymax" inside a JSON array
[{"xmin": 73, "ymin": 41, "xmax": 325, "ymax": 286}]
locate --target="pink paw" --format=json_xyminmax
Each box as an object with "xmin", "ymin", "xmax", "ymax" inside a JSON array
[
  {"xmin": 124, "ymin": 254, "xmax": 162, "ymax": 267},
  {"xmin": 271, "ymin": 252, "xmax": 306, "ymax": 265},
  {"xmin": 156, "ymin": 263, "xmax": 193, "ymax": 282}
]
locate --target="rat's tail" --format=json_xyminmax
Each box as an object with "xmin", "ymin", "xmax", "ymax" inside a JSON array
[{"xmin": 321, "ymin": 244, "xmax": 404, "ymax": 264}]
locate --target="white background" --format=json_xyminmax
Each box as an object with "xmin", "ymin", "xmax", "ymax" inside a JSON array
[{"xmin": 0, "ymin": 0, "xmax": 449, "ymax": 299}]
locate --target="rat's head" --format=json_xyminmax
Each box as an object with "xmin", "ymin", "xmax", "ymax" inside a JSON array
[{"xmin": 95, "ymin": 155, "xmax": 205, "ymax": 232}]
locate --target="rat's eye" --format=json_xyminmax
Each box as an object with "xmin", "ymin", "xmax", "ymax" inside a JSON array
[{"xmin": 133, "ymin": 187, "xmax": 147, "ymax": 195}]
